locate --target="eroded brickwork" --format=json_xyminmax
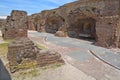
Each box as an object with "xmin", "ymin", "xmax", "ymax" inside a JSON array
[
  {"xmin": 7, "ymin": 37, "xmax": 64, "ymax": 72},
  {"xmin": 2, "ymin": 0, "xmax": 120, "ymax": 48},
  {"xmin": 27, "ymin": 0, "xmax": 120, "ymax": 48},
  {"xmin": 2, "ymin": 10, "xmax": 28, "ymax": 39}
]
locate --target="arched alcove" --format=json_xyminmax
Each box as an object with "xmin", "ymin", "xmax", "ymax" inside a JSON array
[
  {"xmin": 68, "ymin": 18, "xmax": 97, "ymax": 42},
  {"xmin": 45, "ymin": 16, "xmax": 65, "ymax": 34}
]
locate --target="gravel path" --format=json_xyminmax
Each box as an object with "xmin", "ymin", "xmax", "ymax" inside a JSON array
[
  {"xmin": 28, "ymin": 31, "xmax": 120, "ymax": 70},
  {"xmin": 28, "ymin": 31, "xmax": 120, "ymax": 80},
  {"xmin": 13, "ymin": 64, "xmax": 96, "ymax": 80}
]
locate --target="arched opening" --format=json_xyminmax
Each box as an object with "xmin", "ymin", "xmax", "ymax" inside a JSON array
[
  {"xmin": 35, "ymin": 25, "xmax": 38, "ymax": 31},
  {"xmin": 2, "ymin": 34, "xmax": 4, "ymax": 38},
  {"xmin": 68, "ymin": 18, "xmax": 97, "ymax": 42},
  {"xmin": 45, "ymin": 16, "xmax": 64, "ymax": 34}
]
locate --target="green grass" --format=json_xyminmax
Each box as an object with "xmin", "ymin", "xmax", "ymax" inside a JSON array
[
  {"xmin": 13, "ymin": 68, "xmax": 40, "ymax": 80},
  {"xmin": 0, "ymin": 39, "xmax": 13, "ymax": 55},
  {"xmin": 0, "ymin": 38, "xmax": 63, "ymax": 79},
  {"xmin": 4, "ymin": 39, "xmax": 13, "ymax": 43},
  {"xmin": 16, "ymin": 61, "xmax": 38, "ymax": 70},
  {"xmin": 0, "ymin": 28, "xmax": 2, "ymax": 30},
  {"xmin": 12, "ymin": 63, "xmax": 63, "ymax": 80},
  {"xmin": 42, "ymin": 63, "xmax": 63, "ymax": 70},
  {"xmin": 35, "ymin": 42, "xmax": 48, "ymax": 50},
  {"xmin": 27, "ymin": 68, "xmax": 40, "ymax": 77},
  {"xmin": 0, "ymin": 43, "xmax": 8, "ymax": 55},
  {"xmin": 0, "ymin": 36, "xmax": 2, "ymax": 39}
]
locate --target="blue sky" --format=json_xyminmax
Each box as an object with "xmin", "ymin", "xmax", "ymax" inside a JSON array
[{"xmin": 0, "ymin": 0, "xmax": 76, "ymax": 16}]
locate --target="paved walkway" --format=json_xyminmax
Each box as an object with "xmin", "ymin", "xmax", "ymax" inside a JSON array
[
  {"xmin": 28, "ymin": 31, "xmax": 120, "ymax": 69},
  {"xmin": 0, "ymin": 59, "xmax": 11, "ymax": 80},
  {"xmin": 28, "ymin": 31, "xmax": 120, "ymax": 80}
]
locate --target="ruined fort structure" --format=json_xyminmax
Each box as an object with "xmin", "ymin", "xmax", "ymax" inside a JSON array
[
  {"xmin": 4, "ymin": 11, "xmax": 64, "ymax": 73},
  {"xmin": 2, "ymin": 10, "xmax": 28, "ymax": 39},
  {"xmin": 8, "ymin": 37, "xmax": 64, "ymax": 72},
  {"xmin": 27, "ymin": 0, "xmax": 120, "ymax": 48},
  {"xmin": 2, "ymin": 0, "xmax": 120, "ymax": 48},
  {"xmin": 0, "ymin": 19, "xmax": 5, "ymax": 28}
]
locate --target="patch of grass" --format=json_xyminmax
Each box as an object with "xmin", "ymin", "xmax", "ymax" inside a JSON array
[
  {"xmin": 20, "ymin": 68, "xmax": 40, "ymax": 77},
  {"xmin": 13, "ymin": 68, "xmax": 40, "ymax": 80},
  {"xmin": 12, "ymin": 63, "xmax": 63, "ymax": 80},
  {"xmin": 0, "ymin": 36, "xmax": 2, "ymax": 39},
  {"xmin": 13, "ymin": 63, "xmax": 63, "ymax": 80},
  {"xmin": 16, "ymin": 61, "xmax": 38, "ymax": 70},
  {"xmin": 55, "ymin": 63, "xmax": 63, "ymax": 67},
  {"xmin": 42, "ymin": 63, "xmax": 63, "ymax": 70},
  {"xmin": 0, "ymin": 39, "xmax": 13, "ymax": 55},
  {"xmin": 0, "ymin": 43, "xmax": 8, "ymax": 55},
  {"xmin": 0, "ymin": 28, "xmax": 2, "ymax": 31},
  {"xmin": 35, "ymin": 42, "xmax": 47, "ymax": 50},
  {"xmin": 27, "ymin": 68, "xmax": 40, "ymax": 77}
]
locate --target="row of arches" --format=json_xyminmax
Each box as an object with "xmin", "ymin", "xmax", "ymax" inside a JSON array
[
  {"xmin": 68, "ymin": 18, "xmax": 97, "ymax": 40},
  {"xmin": 44, "ymin": 16, "xmax": 97, "ymax": 42},
  {"xmin": 45, "ymin": 16, "xmax": 65, "ymax": 33}
]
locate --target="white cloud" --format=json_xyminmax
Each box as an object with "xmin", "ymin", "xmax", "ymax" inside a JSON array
[{"xmin": 0, "ymin": 16, "xmax": 7, "ymax": 19}]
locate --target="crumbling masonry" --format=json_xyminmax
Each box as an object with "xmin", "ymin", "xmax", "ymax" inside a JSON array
[
  {"xmin": 27, "ymin": 0, "xmax": 120, "ymax": 48},
  {"xmin": 2, "ymin": 10, "xmax": 28, "ymax": 39},
  {"xmin": 2, "ymin": 0, "xmax": 120, "ymax": 48}
]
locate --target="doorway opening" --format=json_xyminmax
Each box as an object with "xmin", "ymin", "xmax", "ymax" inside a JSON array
[
  {"xmin": 45, "ymin": 16, "xmax": 64, "ymax": 34},
  {"xmin": 68, "ymin": 18, "xmax": 97, "ymax": 42}
]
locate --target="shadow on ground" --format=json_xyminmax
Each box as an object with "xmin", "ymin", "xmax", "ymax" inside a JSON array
[{"xmin": 0, "ymin": 59, "xmax": 11, "ymax": 80}]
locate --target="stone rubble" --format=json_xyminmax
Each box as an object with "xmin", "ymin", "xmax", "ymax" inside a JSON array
[
  {"xmin": 2, "ymin": 10, "xmax": 28, "ymax": 39},
  {"xmin": 7, "ymin": 37, "xmax": 64, "ymax": 73}
]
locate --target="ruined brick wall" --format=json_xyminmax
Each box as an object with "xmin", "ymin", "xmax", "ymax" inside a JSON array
[
  {"xmin": 0, "ymin": 19, "xmax": 4, "ymax": 28},
  {"xmin": 8, "ymin": 37, "xmax": 64, "ymax": 72},
  {"xmin": 27, "ymin": 11, "xmax": 48, "ymax": 31},
  {"xmin": 95, "ymin": 16, "xmax": 119, "ymax": 47},
  {"xmin": 101, "ymin": 0, "xmax": 119, "ymax": 16},
  {"xmin": 95, "ymin": 0, "xmax": 120, "ymax": 47},
  {"xmin": 27, "ymin": 0, "xmax": 120, "ymax": 48},
  {"xmin": 27, "ymin": 9, "xmax": 65, "ymax": 33},
  {"xmin": 1, "ymin": 0, "xmax": 119, "ymax": 48},
  {"xmin": 0, "ymin": 20, "xmax": 2, "ymax": 28},
  {"xmin": 2, "ymin": 10, "xmax": 28, "ymax": 39},
  {"xmin": 27, "ymin": 14, "xmax": 41, "ymax": 31},
  {"xmin": 27, "ymin": 17, "xmax": 36, "ymax": 30},
  {"xmin": 117, "ymin": 17, "xmax": 120, "ymax": 48}
]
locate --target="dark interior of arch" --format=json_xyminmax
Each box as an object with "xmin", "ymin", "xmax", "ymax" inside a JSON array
[
  {"xmin": 68, "ymin": 18, "xmax": 97, "ymax": 42},
  {"xmin": 45, "ymin": 16, "xmax": 64, "ymax": 34}
]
